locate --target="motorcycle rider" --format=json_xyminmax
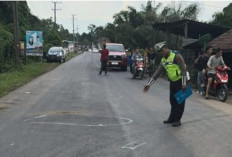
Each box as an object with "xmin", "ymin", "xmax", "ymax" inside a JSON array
[
  {"xmin": 205, "ymin": 48, "xmax": 230, "ymax": 99},
  {"xmin": 143, "ymin": 42, "xmax": 187, "ymax": 127},
  {"xmin": 131, "ymin": 48, "xmax": 142, "ymax": 74}
]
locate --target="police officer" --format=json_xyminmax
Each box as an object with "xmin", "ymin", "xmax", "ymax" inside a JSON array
[{"xmin": 143, "ymin": 42, "xmax": 187, "ymax": 127}]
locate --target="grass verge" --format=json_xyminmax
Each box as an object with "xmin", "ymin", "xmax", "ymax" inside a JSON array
[{"xmin": 0, "ymin": 52, "xmax": 80, "ymax": 98}]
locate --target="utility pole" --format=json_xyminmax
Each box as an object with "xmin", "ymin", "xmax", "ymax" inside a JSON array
[
  {"xmin": 51, "ymin": 1, "xmax": 61, "ymax": 24},
  {"xmin": 76, "ymin": 25, "xmax": 78, "ymax": 43},
  {"xmin": 72, "ymin": 14, "xmax": 77, "ymax": 43},
  {"xmin": 13, "ymin": 1, "xmax": 19, "ymax": 66}
]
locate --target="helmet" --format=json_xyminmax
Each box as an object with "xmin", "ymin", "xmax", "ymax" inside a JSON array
[{"xmin": 154, "ymin": 41, "xmax": 166, "ymax": 51}]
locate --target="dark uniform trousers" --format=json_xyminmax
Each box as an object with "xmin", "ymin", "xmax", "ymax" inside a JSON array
[
  {"xmin": 169, "ymin": 79, "xmax": 185, "ymax": 121},
  {"xmin": 99, "ymin": 60, "xmax": 108, "ymax": 74}
]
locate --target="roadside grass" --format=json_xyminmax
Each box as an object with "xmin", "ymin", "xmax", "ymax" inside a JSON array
[{"xmin": 0, "ymin": 52, "xmax": 80, "ymax": 98}]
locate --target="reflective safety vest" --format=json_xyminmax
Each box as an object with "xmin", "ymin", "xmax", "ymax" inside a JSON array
[{"xmin": 161, "ymin": 51, "xmax": 182, "ymax": 81}]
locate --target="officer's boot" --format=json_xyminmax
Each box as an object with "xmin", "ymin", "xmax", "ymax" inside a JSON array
[
  {"xmin": 172, "ymin": 113, "xmax": 182, "ymax": 127},
  {"xmin": 164, "ymin": 107, "xmax": 175, "ymax": 124}
]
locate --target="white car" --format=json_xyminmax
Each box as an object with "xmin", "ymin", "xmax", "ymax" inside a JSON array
[
  {"xmin": 47, "ymin": 47, "xmax": 66, "ymax": 63},
  {"xmin": 93, "ymin": 48, "xmax": 99, "ymax": 53}
]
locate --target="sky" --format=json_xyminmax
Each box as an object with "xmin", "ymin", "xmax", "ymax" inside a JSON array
[{"xmin": 27, "ymin": 0, "xmax": 231, "ymax": 34}]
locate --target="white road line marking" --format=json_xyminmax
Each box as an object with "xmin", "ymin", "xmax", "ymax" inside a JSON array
[
  {"xmin": 25, "ymin": 91, "xmax": 31, "ymax": 94},
  {"xmin": 122, "ymin": 141, "xmax": 146, "ymax": 150},
  {"xmin": 34, "ymin": 115, "xmax": 47, "ymax": 119}
]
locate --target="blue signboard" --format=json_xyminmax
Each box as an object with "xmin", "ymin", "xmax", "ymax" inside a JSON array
[{"xmin": 26, "ymin": 31, "xmax": 43, "ymax": 56}]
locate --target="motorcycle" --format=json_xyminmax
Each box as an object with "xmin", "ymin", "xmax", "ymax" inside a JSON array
[
  {"xmin": 133, "ymin": 57, "xmax": 144, "ymax": 80},
  {"xmin": 147, "ymin": 59, "xmax": 155, "ymax": 77},
  {"xmin": 202, "ymin": 66, "xmax": 230, "ymax": 102}
]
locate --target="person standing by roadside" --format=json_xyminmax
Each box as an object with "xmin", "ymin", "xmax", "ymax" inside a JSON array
[
  {"xmin": 200, "ymin": 46, "xmax": 213, "ymax": 88},
  {"xmin": 127, "ymin": 50, "xmax": 133, "ymax": 73},
  {"xmin": 143, "ymin": 42, "xmax": 187, "ymax": 127},
  {"xmin": 148, "ymin": 47, "xmax": 156, "ymax": 64},
  {"xmin": 99, "ymin": 44, "xmax": 109, "ymax": 75},
  {"xmin": 148, "ymin": 48, "xmax": 156, "ymax": 71},
  {"xmin": 144, "ymin": 48, "xmax": 149, "ymax": 69},
  {"xmin": 194, "ymin": 50, "xmax": 203, "ymax": 94}
]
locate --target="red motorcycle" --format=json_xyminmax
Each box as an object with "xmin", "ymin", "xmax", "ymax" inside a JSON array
[
  {"xmin": 202, "ymin": 66, "xmax": 230, "ymax": 102},
  {"xmin": 133, "ymin": 57, "xmax": 144, "ymax": 80}
]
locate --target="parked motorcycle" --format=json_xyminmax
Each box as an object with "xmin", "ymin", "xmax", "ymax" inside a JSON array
[
  {"xmin": 133, "ymin": 57, "xmax": 144, "ymax": 80},
  {"xmin": 202, "ymin": 66, "xmax": 230, "ymax": 102}
]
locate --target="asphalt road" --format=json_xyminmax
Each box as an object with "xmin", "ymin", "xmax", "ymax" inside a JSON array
[{"xmin": 0, "ymin": 51, "xmax": 232, "ymax": 157}]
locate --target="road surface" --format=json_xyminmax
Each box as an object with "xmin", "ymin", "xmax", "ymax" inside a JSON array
[{"xmin": 0, "ymin": 51, "xmax": 232, "ymax": 157}]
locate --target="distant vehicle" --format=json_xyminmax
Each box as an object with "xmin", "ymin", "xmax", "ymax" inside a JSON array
[
  {"xmin": 63, "ymin": 48, "xmax": 69, "ymax": 54},
  {"xmin": 93, "ymin": 48, "xmax": 98, "ymax": 53},
  {"xmin": 132, "ymin": 57, "xmax": 144, "ymax": 79},
  {"xmin": 106, "ymin": 43, "xmax": 127, "ymax": 71},
  {"xmin": 47, "ymin": 47, "xmax": 66, "ymax": 63},
  {"xmin": 202, "ymin": 66, "xmax": 230, "ymax": 102}
]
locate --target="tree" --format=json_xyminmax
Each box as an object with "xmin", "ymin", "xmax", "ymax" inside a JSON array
[
  {"xmin": 210, "ymin": 3, "xmax": 232, "ymax": 27},
  {"xmin": 78, "ymin": 1, "xmax": 200, "ymax": 51},
  {"xmin": 102, "ymin": 23, "xmax": 116, "ymax": 42},
  {"xmin": 0, "ymin": 1, "xmax": 72, "ymax": 72},
  {"xmin": 159, "ymin": 2, "xmax": 199, "ymax": 22}
]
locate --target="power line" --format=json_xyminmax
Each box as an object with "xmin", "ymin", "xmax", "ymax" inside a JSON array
[
  {"xmin": 49, "ymin": 1, "xmax": 53, "ymax": 9},
  {"xmin": 29, "ymin": 2, "xmax": 39, "ymax": 16},
  {"xmin": 182, "ymin": 1, "xmax": 225, "ymax": 9},
  {"xmin": 44, "ymin": 2, "xmax": 51, "ymax": 12}
]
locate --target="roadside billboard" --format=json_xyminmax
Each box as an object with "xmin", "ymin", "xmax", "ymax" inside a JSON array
[{"xmin": 26, "ymin": 31, "xmax": 43, "ymax": 56}]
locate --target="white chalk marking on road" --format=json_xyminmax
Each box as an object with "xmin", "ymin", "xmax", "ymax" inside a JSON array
[
  {"xmin": 31, "ymin": 122, "xmax": 77, "ymax": 126},
  {"xmin": 28, "ymin": 116, "xmax": 133, "ymax": 127},
  {"xmin": 34, "ymin": 115, "xmax": 47, "ymax": 119},
  {"xmin": 24, "ymin": 119, "xmax": 32, "ymax": 121},
  {"xmin": 10, "ymin": 143, "xmax": 14, "ymax": 146},
  {"xmin": 122, "ymin": 141, "xmax": 135, "ymax": 148},
  {"xmin": 122, "ymin": 141, "xmax": 146, "ymax": 150},
  {"xmin": 25, "ymin": 91, "xmax": 31, "ymax": 94}
]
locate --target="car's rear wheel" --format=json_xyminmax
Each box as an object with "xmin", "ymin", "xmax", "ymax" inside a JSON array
[{"xmin": 121, "ymin": 66, "xmax": 127, "ymax": 71}]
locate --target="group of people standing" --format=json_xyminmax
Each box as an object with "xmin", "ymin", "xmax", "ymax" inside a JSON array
[
  {"xmin": 194, "ymin": 46, "xmax": 229, "ymax": 99},
  {"xmin": 127, "ymin": 47, "xmax": 156, "ymax": 74},
  {"xmin": 99, "ymin": 42, "xmax": 230, "ymax": 127},
  {"xmin": 99, "ymin": 42, "xmax": 187, "ymax": 127}
]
